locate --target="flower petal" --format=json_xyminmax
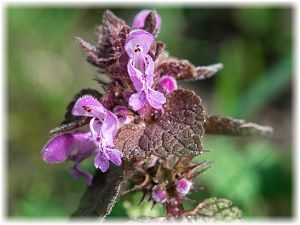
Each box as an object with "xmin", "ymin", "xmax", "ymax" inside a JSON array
[
  {"xmin": 144, "ymin": 54, "xmax": 155, "ymax": 87},
  {"xmin": 125, "ymin": 29, "xmax": 154, "ymax": 58},
  {"xmin": 146, "ymin": 88, "xmax": 166, "ymax": 109},
  {"xmin": 127, "ymin": 59, "xmax": 144, "ymax": 91},
  {"xmin": 132, "ymin": 9, "xmax": 161, "ymax": 31},
  {"xmin": 101, "ymin": 111, "xmax": 119, "ymax": 143},
  {"xmin": 70, "ymin": 164, "xmax": 93, "ymax": 186},
  {"xmin": 73, "ymin": 130, "xmax": 97, "ymax": 161},
  {"xmin": 94, "ymin": 151, "xmax": 109, "ymax": 172},
  {"xmin": 89, "ymin": 117, "xmax": 102, "ymax": 141},
  {"xmin": 129, "ymin": 91, "xmax": 147, "ymax": 111},
  {"xmin": 72, "ymin": 95, "xmax": 106, "ymax": 118},
  {"xmin": 104, "ymin": 147, "xmax": 123, "ymax": 166},
  {"xmin": 41, "ymin": 133, "xmax": 76, "ymax": 163}
]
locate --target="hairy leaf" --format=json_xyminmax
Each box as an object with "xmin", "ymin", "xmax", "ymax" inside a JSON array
[
  {"xmin": 116, "ymin": 89, "xmax": 206, "ymax": 158},
  {"xmin": 205, "ymin": 115, "xmax": 273, "ymax": 136},
  {"xmin": 183, "ymin": 197, "xmax": 242, "ymax": 221},
  {"xmin": 149, "ymin": 42, "xmax": 165, "ymax": 62},
  {"xmin": 71, "ymin": 167, "xmax": 124, "ymax": 219},
  {"xmin": 96, "ymin": 10, "xmax": 126, "ymax": 58},
  {"xmin": 143, "ymin": 11, "xmax": 157, "ymax": 35},
  {"xmin": 49, "ymin": 118, "xmax": 91, "ymax": 136},
  {"xmin": 156, "ymin": 57, "xmax": 223, "ymax": 81},
  {"xmin": 75, "ymin": 37, "xmax": 100, "ymax": 66}
]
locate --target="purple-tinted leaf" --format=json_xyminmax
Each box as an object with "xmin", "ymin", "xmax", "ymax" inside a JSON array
[
  {"xmin": 205, "ymin": 115, "xmax": 273, "ymax": 136},
  {"xmin": 71, "ymin": 167, "xmax": 124, "ymax": 219},
  {"xmin": 148, "ymin": 42, "xmax": 165, "ymax": 61},
  {"xmin": 156, "ymin": 57, "xmax": 223, "ymax": 81},
  {"xmin": 96, "ymin": 10, "xmax": 126, "ymax": 58},
  {"xmin": 183, "ymin": 198, "xmax": 242, "ymax": 221},
  {"xmin": 143, "ymin": 11, "xmax": 158, "ymax": 35},
  {"xmin": 115, "ymin": 123, "xmax": 146, "ymax": 158},
  {"xmin": 194, "ymin": 63, "xmax": 223, "ymax": 81},
  {"xmin": 49, "ymin": 118, "xmax": 91, "ymax": 136},
  {"xmin": 132, "ymin": 10, "xmax": 161, "ymax": 35},
  {"xmin": 116, "ymin": 89, "xmax": 206, "ymax": 158},
  {"xmin": 75, "ymin": 37, "xmax": 100, "ymax": 66}
]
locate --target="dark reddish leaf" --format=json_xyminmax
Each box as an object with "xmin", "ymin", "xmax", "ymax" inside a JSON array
[
  {"xmin": 116, "ymin": 89, "xmax": 206, "ymax": 159},
  {"xmin": 156, "ymin": 57, "xmax": 223, "ymax": 81},
  {"xmin": 96, "ymin": 10, "xmax": 126, "ymax": 58},
  {"xmin": 71, "ymin": 167, "xmax": 124, "ymax": 219},
  {"xmin": 75, "ymin": 37, "xmax": 99, "ymax": 66},
  {"xmin": 205, "ymin": 115, "xmax": 273, "ymax": 136},
  {"xmin": 194, "ymin": 63, "xmax": 223, "ymax": 81},
  {"xmin": 148, "ymin": 42, "xmax": 165, "ymax": 61},
  {"xmin": 49, "ymin": 118, "xmax": 91, "ymax": 136},
  {"xmin": 143, "ymin": 11, "xmax": 157, "ymax": 35}
]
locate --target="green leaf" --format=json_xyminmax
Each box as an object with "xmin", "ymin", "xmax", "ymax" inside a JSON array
[{"xmin": 184, "ymin": 197, "xmax": 242, "ymax": 221}]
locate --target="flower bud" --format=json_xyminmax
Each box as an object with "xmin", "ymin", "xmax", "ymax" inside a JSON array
[
  {"xmin": 132, "ymin": 9, "xmax": 161, "ymax": 31},
  {"xmin": 152, "ymin": 186, "xmax": 167, "ymax": 203},
  {"xmin": 159, "ymin": 76, "xmax": 178, "ymax": 94},
  {"xmin": 176, "ymin": 178, "xmax": 192, "ymax": 196}
]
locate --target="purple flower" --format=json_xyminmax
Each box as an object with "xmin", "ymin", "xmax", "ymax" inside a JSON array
[
  {"xmin": 41, "ymin": 131, "xmax": 97, "ymax": 185},
  {"xmin": 159, "ymin": 76, "xmax": 178, "ymax": 94},
  {"xmin": 125, "ymin": 30, "xmax": 166, "ymax": 110},
  {"xmin": 176, "ymin": 178, "xmax": 192, "ymax": 196},
  {"xmin": 72, "ymin": 95, "xmax": 106, "ymax": 119},
  {"xmin": 132, "ymin": 9, "xmax": 161, "ymax": 31},
  {"xmin": 125, "ymin": 29, "xmax": 154, "ymax": 72},
  {"xmin": 72, "ymin": 95, "xmax": 123, "ymax": 172},
  {"xmin": 152, "ymin": 186, "xmax": 168, "ymax": 203},
  {"xmin": 90, "ymin": 116, "xmax": 123, "ymax": 172}
]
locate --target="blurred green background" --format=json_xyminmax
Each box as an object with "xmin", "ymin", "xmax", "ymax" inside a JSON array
[{"xmin": 7, "ymin": 6, "xmax": 293, "ymax": 219}]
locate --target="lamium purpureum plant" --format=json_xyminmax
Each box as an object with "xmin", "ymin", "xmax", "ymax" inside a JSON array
[{"xmin": 41, "ymin": 9, "xmax": 273, "ymax": 221}]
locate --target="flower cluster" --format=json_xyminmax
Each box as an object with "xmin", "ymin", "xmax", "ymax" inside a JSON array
[
  {"xmin": 41, "ymin": 9, "xmax": 177, "ymax": 185},
  {"xmin": 41, "ymin": 95, "xmax": 123, "ymax": 184}
]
